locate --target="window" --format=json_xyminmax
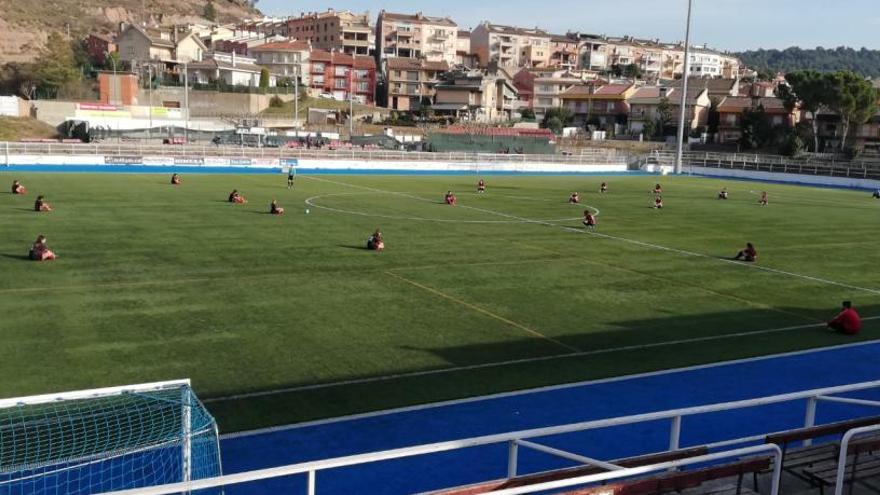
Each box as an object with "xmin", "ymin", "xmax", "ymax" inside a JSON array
[
  {"xmin": 606, "ymin": 102, "xmax": 615, "ymax": 112},
  {"xmin": 312, "ymin": 75, "xmax": 324, "ymax": 85},
  {"xmin": 334, "ymin": 66, "xmax": 348, "ymax": 77},
  {"xmin": 312, "ymin": 62, "xmax": 325, "ymax": 72},
  {"xmin": 357, "ymin": 82, "xmax": 369, "ymax": 92},
  {"xmin": 334, "ymin": 78, "xmax": 348, "ymax": 89}
]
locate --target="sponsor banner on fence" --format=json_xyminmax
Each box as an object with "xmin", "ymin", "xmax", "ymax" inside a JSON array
[
  {"xmin": 174, "ymin": 156, "xmax": 205, "ymax": 165},
  {"xmin": 104, "ymin": 155, "xmax": 143, "ymax": 165},
  {"xmin": 229, "ymin": 158, "xmax": 252, "ymax": 166},
  {"xmin": 280, "ymin": 159, "xmax": 299, "ymax": 167},
  {"xmin": 142, "ymin": 156, "xmax": 175, "ymax": 166},
  {"xmin": 251, "ymin": 158, "xmax": 279, "ymax": 168}
]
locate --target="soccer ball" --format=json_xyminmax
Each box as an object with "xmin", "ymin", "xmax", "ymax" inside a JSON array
[{"xmin": 305, "ymin": 209, "xmax": 310, "ymax": 214}]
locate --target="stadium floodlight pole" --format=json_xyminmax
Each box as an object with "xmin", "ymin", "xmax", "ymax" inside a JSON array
[
  {"xmin": 294, "ymin": 62, "xmax": 299, "ymax": 131},
  {"xmin": 147, "ymin": 65, "xmax": 153, "ymax": 141},
  {"xmin": 674, "ymin": 0, "xmax": 695, "ymax": 175},
  {"xmin": 183, "ymin": 62, "xmax": 189, "ymax": 144}
]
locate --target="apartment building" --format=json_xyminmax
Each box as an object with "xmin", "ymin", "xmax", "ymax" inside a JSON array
[
  {"xmin": 560, "ymin": 82, "xmax": 636, "ymax": 127},
  {"xmin": 384, "ymin": 57, "xmax": 449, "ymax": 111},
  {"xmin": 575, "ymin": 34, "xmax": 609, "ymax": 72},
  {"xmin": 434, "ymin": 69, "xmax": 519, "ymax": 122},
  {"xmin": 627, "ymin": 86, "xmax": 711, "ymax": 134},
  {"xmin": 513, "ymin": 68, "xmax": 582, "ymax": 119},
  {"xmin": 549, "ymin": 35, "xmax": 579, "ymax": 70},
  {"xmin": 286, "ymin": 9, "xmax": 373, "ymax": 56},
  {"xmin": 308, "ymin": 50, "xmax": 377, "ymax": 104},
  {"xmin": 375, "ymin": 11, "xmax": 458, "ymax": 67},
  {"xmin": 250, "ymin": 40, "xmax": 311, "ymax": 83},
  {"xmin": 716, "ymin": 96, "xmax": 795, "ymax": 143},
  {"xmin": 470, "ymin": 22, "xmax": 551, "ymax": 69},
  {"xmin": 455, "ymin": 31, "xmax": 478, "ymax": 67}
]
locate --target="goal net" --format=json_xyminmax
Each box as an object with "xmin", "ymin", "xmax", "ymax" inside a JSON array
[{"xmin": 0, "ymin": 380, "xmax": 222, "ymax": 495}]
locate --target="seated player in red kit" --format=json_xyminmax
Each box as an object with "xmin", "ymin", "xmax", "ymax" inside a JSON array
[{"xmin": 828, "ymin": 301, "xmax": 861, "ymax": 335}]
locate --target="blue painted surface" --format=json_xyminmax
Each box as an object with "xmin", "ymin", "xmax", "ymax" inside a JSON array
[
  {"xmin": 687, "ymin": 171, "xmax": 879, "ymax": 192},
  {"xmin": 218, "ymin": 343, "xmax": 880, "ymax": 494},
  {"xmin": 1, "ymin": 164, "xmax": 641, "ymax": 176},
  {"xmin": 0, "ymin": 165, "xmax": 283, "ymax": 174}
]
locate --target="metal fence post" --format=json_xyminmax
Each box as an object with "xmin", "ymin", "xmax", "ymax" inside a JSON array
[
  {"xmin": 669, "ymin": 415, "xmax": 682, "ymax": 451},
  {"xmin": 803, "ymin": 397, "xmax": 818, "ymax": 447},
  {"xmin": 307, "ymin": 470, "xmax": 316, "ymax": 495},
  {"xmin": 507, "ymin": 440, "xmax": 519, "ymax": 479}
]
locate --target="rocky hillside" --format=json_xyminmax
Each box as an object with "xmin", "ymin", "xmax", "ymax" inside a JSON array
[{"xmin": 0, "ymin": 0, "xmax": 261, "ymax": 63}]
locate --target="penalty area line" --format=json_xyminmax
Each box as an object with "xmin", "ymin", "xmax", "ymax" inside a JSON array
[{"xmin": 203, "ymin": 316, "xmax": 880, "ymax": 404}]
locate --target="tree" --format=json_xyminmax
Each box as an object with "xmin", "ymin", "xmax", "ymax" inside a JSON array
[
  {"xmin": 259, "ymin": 68, "xmax": 270, "ymax": 89},
  {"xmin": 609, "ymin": 64, "xmax": 623, "ymax": 78},
  {"xmin": 519, "ymin": 107, "xmax": 536, "ymax": 120},
  {"xmin": 777, "ymin": 70, "xmax": 831, "ymax": 152},
  {"xmin": 623, "ymin": 63, "xmax": 642, "ymax": 79},
  {"xmin": 641, "ymin": 119, "xmax": 657, "ymax": 140},
  {"xmin": 824, "ymin": 70, "xmax": 879, "ymax": 151},
  {"xmin": 541, "ymin": 107, "xmax": 574, "ymax": 134},
  {"xmin": 706, "ymin": 98, "xmax": 721, "ymax": 135},
  {"xmin": 739, "ymin": 105, "xmax": 774, "ymax": 149},
  {"xmin": 34, "ymin": 32, "xmax": 80, "ymax": 94},
  {"xmin": 203, "ymin": 1, "xmax": 218, "ymax": 21},
  {"xmin": 656, "ymin": 97, "xmax": 673, "ymax": 135},
  {"xmin": 104, "ymin": 51, "xmax": 122, "ymax": 72}
]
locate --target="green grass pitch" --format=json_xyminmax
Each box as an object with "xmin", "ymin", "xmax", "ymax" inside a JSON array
[{"xmin": 1, "ymin": 171, "xmax": 879, "ymax": 432}]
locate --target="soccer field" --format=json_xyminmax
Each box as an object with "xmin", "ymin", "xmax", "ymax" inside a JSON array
[{"xmin": 2, "ymin": 171, "xmax": 879, "ymax": 432}]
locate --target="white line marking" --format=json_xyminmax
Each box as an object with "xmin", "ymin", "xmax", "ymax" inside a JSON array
[
  {"xmin": 304, "ymin": 176, "xmax": 880, "ymax": 296},
  {"xmin": 221, "ymin": 337, "xmax": 880, "ymax": 440},
  {"xmin": 206, "ymin": 316, "xmax": 880, "ymax": 406},
  {"xmin": 303, "ymin": 192, "xmax": 588, "ymax": 223}
]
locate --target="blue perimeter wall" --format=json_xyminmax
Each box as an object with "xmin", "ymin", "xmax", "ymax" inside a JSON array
[{"xmin": 217, "ymin": 342, "xmax": 880, "ymax": 495}]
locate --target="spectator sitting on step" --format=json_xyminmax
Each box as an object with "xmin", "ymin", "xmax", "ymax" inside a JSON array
[{"xmin": 828, "ymin": 301, "xmax": 862, "ymax": 335}]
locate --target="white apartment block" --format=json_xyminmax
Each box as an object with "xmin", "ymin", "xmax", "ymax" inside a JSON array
[
  {"xmin": 470, "ymin": 22, "xmax": 551, "ymax": 69},
  {"xmin": 375, "ymin": 11, "xmax": 458, "ymax": 68}
]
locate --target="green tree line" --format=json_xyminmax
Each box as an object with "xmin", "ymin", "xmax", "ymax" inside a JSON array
[{"xmin": 737, "ymin": 47, "xmax": 880, "ymax": 78}]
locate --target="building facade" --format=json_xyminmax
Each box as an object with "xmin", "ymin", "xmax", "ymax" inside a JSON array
[
  {"xmin": 384, "ymin": 57, "xmax": 449, "ymax": 111},
  {"xmin": 250, "ymin": 40, "xmax": 312, "ymax": 83},
  {"xmin": 375, "ymin": 11, "xmax": 458, "ymax": 66},
  {"xmin": 470, "ymin": 22, "xmax": 551, "ymax": 68},
  {"xmin": 286, "ymin": 9, "xmax": 373, "ymax": 55},
  {"xmin": 309, "ymin": 50, "xmax": 377, "ymax": 104}
]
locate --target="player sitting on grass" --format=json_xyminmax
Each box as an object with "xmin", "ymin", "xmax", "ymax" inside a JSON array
[
  {"xmin": 828, "ymin": 301, "xmax": 862, "ymax": 335},
  {"xmin": 171, "ymin": 173, "xmax": 181, "ymax": 185},
  {"xmin": 11, "ymin": 180, "xmax": 26, "ymax": 195},
  {"xmin": 477, "ymin": 179, "xmax": 486, "ymax": 194},
  {"xmin": 269, "ymin": 199, "xmax": 285, "ymax": 215},
  {"xmin": 445, "ymin": 191, "xmax": 457, "ymax": 206},
  {"xmin": 583, "ymin": 210, "xmax": 597, "ymax": 231},
  {"xmin": 367, "ymin": 228, "xmax": 385, "ymax": 252},
  {"xmin": 733, "ymin": 242, "xmax": 757, "ymax": 262},
  {"xmin": 653, "ymin": 183, "xmax": 663, "ymax": 195},
  {"xmin": 873, "ymin": 189, "xmax": 880, "ymax": 199},
  {"xmin": 568, "ymin": 192, "xmax": 581, "ymax": 204},
  {"xmin": 228, "ymin": 190, "xmax": 247, "ymax": 204},
  {"xmin": 654, "ymin": 196, "xmax": 664, "ymax": 209},
  {"xmin": 34, "ymin": 195, "xmax": 53, "ymax": 212},
  {"xmin": 29, "ymin": 235, "xmax": 56, "ymax": 261},
  {"xmin": 600, "ymin": 182, "xmax": 608, "ymax": 194},
  {"xmin": 718, "ymin": 188, "xmax": 729, "ymax": 200},
  {"xmin": 759, "ymin": 191, "xmax": 768, "ymax": 206}
]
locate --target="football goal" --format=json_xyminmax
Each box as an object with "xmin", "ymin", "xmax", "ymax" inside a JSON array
[{"xmin": 0, "ymin": 379, "xmax": 222, "ymax": 495}]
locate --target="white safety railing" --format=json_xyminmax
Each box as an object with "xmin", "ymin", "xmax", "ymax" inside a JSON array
[
  {"xmin": 0, "ymin": 142, "xmax": 628, "ymax": 166},
  {"xmin": 94, "ymin": 379, "xmax": 880, "ymax": 495},
  {"xmin": 835, "ymin": 423, "xmax": 880, "ymax": 495},
  {"xmin": 643, "ymin": 150, "xmax": 880, "ymax": 179}
]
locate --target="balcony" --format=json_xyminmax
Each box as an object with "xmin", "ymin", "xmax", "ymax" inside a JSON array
[
  {"xmin": 433, "ymin": 32, "xmax": 450, "ymax": 40},
  {"xmin": 395, "ymin": 30, "xmax": 414, "ymax": 37}
]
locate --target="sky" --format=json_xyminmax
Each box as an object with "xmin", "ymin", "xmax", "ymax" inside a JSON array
[{"xmin": 257, "ymin": 0, "xmax": 880, "ymax": 52}]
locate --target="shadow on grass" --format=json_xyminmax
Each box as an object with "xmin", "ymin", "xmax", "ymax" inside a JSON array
[
  {"xmin": 0, "ymin": 253, "xmax": 31, "ymax": 261},
  {"xmin": 205, "ymin": 304, "xmax": 880, "ymax": 431},
  {"xmin": 338, "ymin": 244, "xmax": 369, "ymax": 251}
]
